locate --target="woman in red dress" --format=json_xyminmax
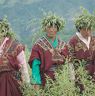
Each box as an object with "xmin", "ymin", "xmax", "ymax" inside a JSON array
[
  {"xmin": 28, "ymin": 13, "xmax": 68, "ymax": 90},
  {"xmin": 68, "ymin": 13, "xmax": 95, "ymax": 93},
  {"xmin": 0, "ymin": 18, "xmax": 30, "ymax": 96}
]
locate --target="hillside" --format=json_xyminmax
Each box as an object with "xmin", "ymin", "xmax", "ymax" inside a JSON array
[{"xmin": 0, "ymin": 0, "xmax": 95, "ymax": 49}]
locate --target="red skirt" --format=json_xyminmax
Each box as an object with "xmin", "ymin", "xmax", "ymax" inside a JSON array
[{"xmin": 0, "ymin": 71, "xmax": 22, "ymax": 96}]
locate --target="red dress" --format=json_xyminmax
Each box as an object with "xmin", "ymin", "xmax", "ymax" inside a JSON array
[
  {"xmin": 69, "ymin": 35, "xmax": 95, "ymax": 76},
  {"xmin": 29, "ymin": 37, "xmax": 68, "ymax": 86},
  {"xmin": 69, "ymin": 35, "xmax": 95, "ymax": 92},
  {"xmin": 0, "ymin": 37, "xmax": 24, "ymax": 96}
]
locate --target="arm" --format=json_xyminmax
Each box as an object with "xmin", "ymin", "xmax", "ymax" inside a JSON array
[
  {"xmin": 61, "ymin": 44, "xmax": 69, "ymax": 58},
  {"xmin": 28, "ymin": 45, "xmax": 42, "ymax": 90},
  {"xmin": 31, "ymin": 59, "xmax": 41, "ymax": 84},
  {"xmin": 17, "ymin": 50, "xmax": 30, "ymax": 83}
]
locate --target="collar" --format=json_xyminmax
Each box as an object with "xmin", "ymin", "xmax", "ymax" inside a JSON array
[
  {"xmin": 76, "ymin": 32, "xmax": 91, "ymax": 49},
  {"xmin": 45, "ymin": 35, "xmax": 58, "ymax": 48}
]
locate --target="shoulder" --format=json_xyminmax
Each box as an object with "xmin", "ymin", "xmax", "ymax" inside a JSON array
[
  {"xmin": 6, "ymin": 38, "xmax": 25, "ymax": 56},
  {"xmin": 91, "ymin": 36, "xmax": 95, "ymax": 43},
  {"xmin": 13, "ymin": 39, "xmax": 25, "ymax": 49},
  {"xmin": 11, "ymin": 39, "xmax": 25, "ymax": 54},
  {"xmin": 32, "ymin": 37, "xmax": 44, "ymax": 51},
  {"xmin": 92, "ymin": 36, "xmax": 95, "ymax": 39},
  {"xmin": 69, "ymin": 35, "xmax": 78, "ymax": 45},
  {"xmin": 7, "ymin": 38, "xmax": 24, "ymax": 50}
]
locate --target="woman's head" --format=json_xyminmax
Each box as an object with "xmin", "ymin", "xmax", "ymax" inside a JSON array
[
  {"xmin": 74, "ymin": 13, "xmax": 95, "ymax": 38},
  {"xmin": 75, "ymin": 14, "xmax": 95, "ymax": 32},
  {"xmin": 79, "ymin": 28, "xmax": 91, "ymax": 38},
  {"xmin": 41, "ymin": 12, "xmax": 65, "ymax": 34}
]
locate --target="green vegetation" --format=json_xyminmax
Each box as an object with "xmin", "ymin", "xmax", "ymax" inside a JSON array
[
  {"xmin": 20, "ymin": 59, "xmax": 95, "ymax": 96},
  {"xmin": 74, "ymin": 7, "xmax": 95, "ymax": 31},
  {"xmin": 1, "ymin": 5, "xmax": 95, "ymax": 95},
  {"xmin": 41, "ymin": 12, "xmax": 65, "ymax": 32},
  {"xmin": 0, "ymin": 16, "xmax": 16, "ymax": 39}
]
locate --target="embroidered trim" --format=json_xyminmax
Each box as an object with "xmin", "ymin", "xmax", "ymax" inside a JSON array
[
  {"xmin": 0, "ymin": 38, "xmax": 13, "ymax": 57},
  {"xmin": 57, "ymin": 39, "xmax": 65, "ymax": 50},
  {"xmin": 36, "ymin": 37, "xmax": 65, "ymax": 62},
  {"xmin": 0, "ymin": 65, "xmax": 13, "ymax": 73},
  {"xmin": 0, "ymin": 38, "xmax": 13, "ymax": 68},
  {"xmin": 36, "ymin": 36, "xmax": 53, "ymax": 51}
]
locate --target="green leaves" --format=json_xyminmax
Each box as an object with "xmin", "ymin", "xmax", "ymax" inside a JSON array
[
  {"xmin": 74, "ymin": 8, "xmax": 95, "ymax": 31},
  {"xmin": 41, "ymin": 12, "xmax": 65, "ymax": 32},
  {"xmin": 20, "ymin": 59, "xmax": 95, "ymax": 96},
  {"xmin": 0, "ymin": 16, "xmax": 16, "ymax": 39}
]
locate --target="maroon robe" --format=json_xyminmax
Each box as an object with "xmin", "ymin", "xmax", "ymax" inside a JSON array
[
  {"xmin": 69, "ymin": 35, "xmax": 95, "ymax": 75},
  {"xmin": 29, "ymin": 37, "xmax": 68, "ymax": 86},
  {"xmin": 69, "ymin": 35, "xmax": 95, "ymax": 92},
  {"xmin": 0, "ymin": 37, "xmax": 25, "ymax": 96}
]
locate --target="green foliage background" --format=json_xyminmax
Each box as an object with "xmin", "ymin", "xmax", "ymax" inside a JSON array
[{"xmin": 0, "ymin": 0, "xmax": 95, "ymax": 50}]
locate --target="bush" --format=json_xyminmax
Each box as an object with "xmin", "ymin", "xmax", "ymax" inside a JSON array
[{"xmin": 20, "ymin": 59, "xmax": 95, "ymax": 96}]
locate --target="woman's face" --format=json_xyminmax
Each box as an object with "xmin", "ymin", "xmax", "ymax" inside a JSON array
[
  {"xmin": 80, "ymin": 28, "xmax": 91, "ymax": 38},
  {"xmin": 45, "ymin": 26, "xmax": 58, "ymax": 38}
]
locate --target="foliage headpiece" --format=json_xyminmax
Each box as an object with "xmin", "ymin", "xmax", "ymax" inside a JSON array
[
  {"xmin": 74, "ymin": 9, "xmax": 95, "ymax": 31},
  {"xmin": 41, "ymin": 12, "xmax": 65, "ymax": 32},
  {"xmin": 0, "ymin": 16, "xmax": 15, "ymax": 38}
]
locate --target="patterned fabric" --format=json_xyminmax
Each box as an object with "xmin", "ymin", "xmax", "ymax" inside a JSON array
[
  {"xmin": 29, "ymin": 36, "xmax": 68, "ymax": 86},
  {"xmin": 31, "ymin": 37, "xmax": 59, "ymax": 84},
  {"xmin": 36, "ymin": 36, "xmax": 65, "ymax": 62},
  {"xmin": 0, "ymin": 37, "xmax": 26, "ymax": 96},
  {"xmin": 69, "ymin": 35, "xmax": 95, "ymax": 75},
  {"xmin": 0, "ymin": 37, "xmax": 13, "ymax": 73},
  {"xmin": 69, "ymin": 35, "xmax": 95, "ymax": 92}
]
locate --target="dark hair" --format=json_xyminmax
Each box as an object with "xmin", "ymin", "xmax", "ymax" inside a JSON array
[
  {"xmin": 76, "ymin": 25, "xmax": 91, "ymax": 32},
  {"xmin": 46, "ymin": 22, "xmax": 60, "ymax": 31}
]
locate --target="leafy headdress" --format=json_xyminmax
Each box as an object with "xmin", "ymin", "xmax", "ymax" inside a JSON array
[
  {"xmin": 74, "ymin": 8, "xmax": 95, "ymax": 32},
  {"xmin": 41, "ymin": 12, "xmax": 65, "ymax": 32},
  {"xmin": 0, "ymin": 16, "xmax": 15, "ymax": 38}
]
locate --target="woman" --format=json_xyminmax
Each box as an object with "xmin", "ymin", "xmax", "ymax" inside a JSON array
[
  {"xmin": 68, "ymin": 13, "xmax": 95, "ymax": 92},
  {"xmin": 0, "ymin": 17, "xmax": 30, "ymax": 96},
  {"xmin": 28, "ymin": 13, "xmax": 68, "ymax": 89}
]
